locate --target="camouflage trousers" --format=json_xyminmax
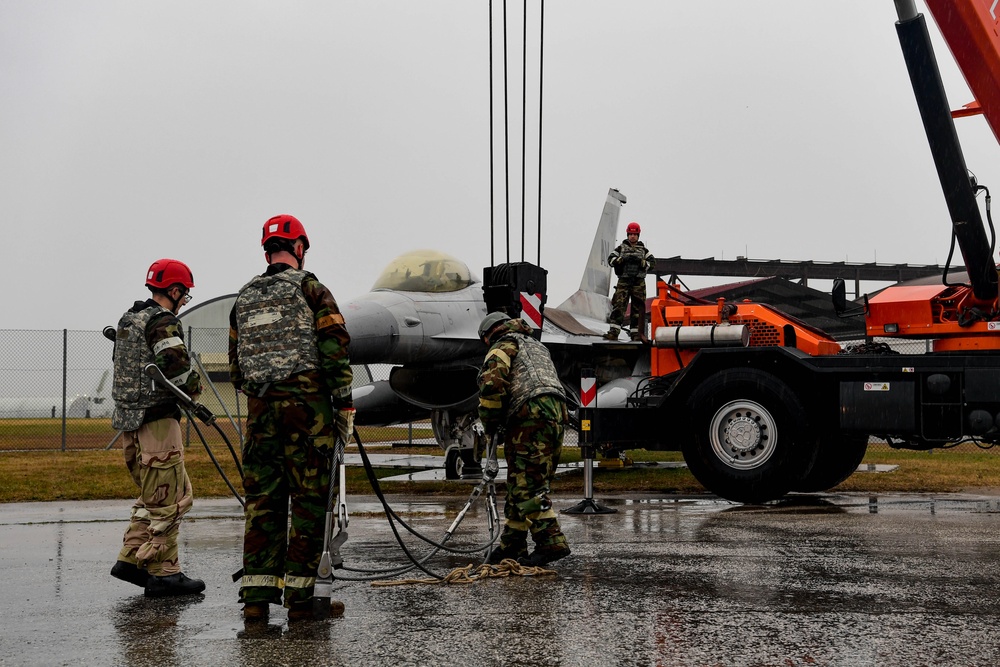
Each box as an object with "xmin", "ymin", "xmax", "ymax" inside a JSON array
[
  {"xmin": 117, "ymin": 417, "xmax": 193, "ymax": 577},
  {"xmin": 609, "ymin": 279, "xmax": 646, "ymax": 333},
  {"xmin": 239, "ymin": 391, "xmax": 334, "ymax": 607},
  {"xmin": 500, "ymin": 397, "xmax": 569, "ymax": 552}
]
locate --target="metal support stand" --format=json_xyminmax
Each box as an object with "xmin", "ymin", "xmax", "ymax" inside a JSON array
[
  {"xmin": 563, "ymin": 448, "xmax": 616, "ymax": 515},
  {"xmin": 563, "ymin": 405, "xmax": 616, "ymax": 515}
]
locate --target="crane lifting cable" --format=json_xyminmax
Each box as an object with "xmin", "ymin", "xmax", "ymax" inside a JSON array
[{"xmin": 488, "ymin": 0, "xmax": 546, "ymax": 267}]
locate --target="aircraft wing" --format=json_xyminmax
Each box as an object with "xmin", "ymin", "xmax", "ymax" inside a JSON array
[{"xmin": 541, "ymin": 306, "xmax": 606, "ymax": 342}]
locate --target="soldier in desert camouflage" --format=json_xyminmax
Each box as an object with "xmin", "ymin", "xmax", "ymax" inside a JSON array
[{"xmin": 109, "ymin": 258, "xmax": 206, "ymax": 598}]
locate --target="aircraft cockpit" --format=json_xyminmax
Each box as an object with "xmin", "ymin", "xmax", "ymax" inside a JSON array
[{"xmin": 371, "ymin": 250, "xmax": 477, "ymax": 293}]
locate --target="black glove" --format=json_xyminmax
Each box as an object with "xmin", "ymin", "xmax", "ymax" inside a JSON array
[{"xmin": 192, "ymin": 404, "xmax": 216, "ymax": 425}]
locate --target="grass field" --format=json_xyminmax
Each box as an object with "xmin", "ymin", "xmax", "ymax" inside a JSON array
[
  {"xmin": 0, "ymin": 418, "xmax": 433, "ymax": 451},
  {"xmin": 2, "ymin": 440, "xmax": 1000, "ymax": 504}
]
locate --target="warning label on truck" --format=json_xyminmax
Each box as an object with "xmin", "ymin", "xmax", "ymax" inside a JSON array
[{"xmin": 864, "ymin": 382, "xmax": 890, "ymax": 391}]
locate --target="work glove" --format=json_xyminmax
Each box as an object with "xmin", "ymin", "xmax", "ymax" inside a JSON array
[{"xmin": 335, "ymin": 407, "xmax": 356, "ymax": 444}]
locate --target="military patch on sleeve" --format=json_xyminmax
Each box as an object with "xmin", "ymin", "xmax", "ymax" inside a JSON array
[
  {"xmin": 485, "ymin": 348, "xmax": 511, "ymax": 366},
  {"xmin": 317, "ymin": 314, "xmax": 345, "ymax": 329}
]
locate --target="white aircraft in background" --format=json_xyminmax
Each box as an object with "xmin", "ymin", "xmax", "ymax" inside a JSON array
[
  {"xmin": 0, "ymin": 370, "xmax": 112, "ymax": 419},
  {"xmin": 345, "ymin": 188, "xmax": 645, "ymax": 477}
]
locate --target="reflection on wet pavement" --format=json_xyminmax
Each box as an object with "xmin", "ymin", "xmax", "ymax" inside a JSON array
[{"xmin": 3, "ymin": 492, "xmax": 1000, "ymax": 666}]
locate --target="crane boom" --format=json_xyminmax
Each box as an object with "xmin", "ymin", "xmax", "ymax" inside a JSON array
[
  {"xmin": 924, "ymin": 0, "xmax": 1000, "ymax": 143},
  {"xmin": 895, "ymin": 0, "xmax": 998, "ymax": 303}
]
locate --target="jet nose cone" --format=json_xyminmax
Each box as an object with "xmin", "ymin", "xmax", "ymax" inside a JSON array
[{"xmin": 342, "ymin": 298, "xmax": 400, "ymax": 364}]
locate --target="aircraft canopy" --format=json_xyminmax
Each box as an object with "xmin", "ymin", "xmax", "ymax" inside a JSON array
[{"xmin": 371, "ymin": 250, "xmax": 476, "ymax": 293}]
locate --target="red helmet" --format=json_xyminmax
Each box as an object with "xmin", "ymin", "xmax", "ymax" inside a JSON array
[
  {"xmin": 626, "ymin": 222, "xmax": 641, "ymax": 235},
  {"xmin": 262, "ymin": 214, "xmax": 310, "ymax": 250},
  {"xmin": 145, "ymin": 259, "xmax": 194, "ymax": 289}
]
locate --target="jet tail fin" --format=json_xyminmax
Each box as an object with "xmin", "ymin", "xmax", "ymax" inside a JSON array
[{"xmin": 555, "ymin": 188, "xmax": 626, "ymax": 321}]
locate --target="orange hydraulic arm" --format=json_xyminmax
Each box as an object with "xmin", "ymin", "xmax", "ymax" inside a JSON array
[
  {"xmin": 924, "ymin": 0, "xmax": 1000, "ymax": 144},
  {"xmin": 856, "ymin": 0, "xmax": 1000, "ymax": 349}
]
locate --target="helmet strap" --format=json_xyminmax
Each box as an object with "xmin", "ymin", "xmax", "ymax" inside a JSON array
[
  {"xmin": 151, "ymin": 287, "xmax": 182, "ymax": 314},
  {"xmin": 167, "ymin": 286, "xmax": 189, "ymax": 313}
]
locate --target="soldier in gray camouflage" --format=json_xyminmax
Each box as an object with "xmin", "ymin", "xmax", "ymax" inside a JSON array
[
  {"xmin": 229, "ymin": 214, "xmax": 353, "ymax": 623},
  {"xmin": 606, "ymin": 221, "xmax": 654, "ymax": 341},
  {"xmin": 477, "ymin": 312, "xmax": 571, "ymax": 567},
  {"xmin": 109, "ymin": 258, "xmax": 206, "ymax": 598}
]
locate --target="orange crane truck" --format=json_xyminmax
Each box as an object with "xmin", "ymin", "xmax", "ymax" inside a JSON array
[{"xmin": 585, "ymin": 0, "xmax": 1000, "ymax": 503}]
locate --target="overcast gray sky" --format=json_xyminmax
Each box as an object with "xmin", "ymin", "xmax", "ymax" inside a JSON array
[{"xmin": 3, "ymin": 1, "xmax": 997, "ymax": 331}]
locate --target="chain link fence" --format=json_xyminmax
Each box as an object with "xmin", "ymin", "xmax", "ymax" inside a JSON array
[
  {"xmin": 0, "ymin": 328, "xmax": 964, "ymax": 454},
  {"xmin": 0, "ymin": 328, "xmax": 432, "ymax": 452},
  {"xmin": 0, "ymin": 330, "xmax": 113, "ymax": 451}
]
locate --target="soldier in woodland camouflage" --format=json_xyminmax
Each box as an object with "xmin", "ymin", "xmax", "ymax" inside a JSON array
[
  {"xmin": 230, "ymin": 214, "xmax": 354, "ymax": 624},
  {"xmin": 109, "ymin": 258, "xmax": 206, "ymax": 598},
  {"xmin": 477, "ymin": 312, "xmax": 571, "ymax": 567},
  {"xmin": 606, "ymin": 221, "xmax": 654, "ymax": 341}
]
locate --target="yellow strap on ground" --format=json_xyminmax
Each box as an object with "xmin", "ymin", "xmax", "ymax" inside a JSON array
[{"xmin": 370, "ymin": 559, "xmax": 556, "ymax": 587}]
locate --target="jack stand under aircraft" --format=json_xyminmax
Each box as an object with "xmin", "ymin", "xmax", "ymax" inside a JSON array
[{"xmin": 563, "ymin": 368, "xmax": 616, "ymax": 515}]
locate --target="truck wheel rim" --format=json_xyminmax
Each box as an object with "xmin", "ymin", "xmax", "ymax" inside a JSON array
[{"xmin": 708, "ymin": 399, "xmax": 777, "ymax": 470}]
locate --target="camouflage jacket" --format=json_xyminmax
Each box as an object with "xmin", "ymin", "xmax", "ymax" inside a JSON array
[
  {"xmin": 228, "ymin": 263, "xmax": 353, "ymax": 408},
  {"xmin": 608, "ymin": 240, "xmax": 654, "ymax": 281},
  {"xmin": 477, "ymin": 318, "xmax": 565, "ymax": 433}
]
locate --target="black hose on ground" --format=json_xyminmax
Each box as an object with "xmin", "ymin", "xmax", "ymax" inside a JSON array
[{"xmin": 333, "ymin": 433, "xmax": 500, "ymax": 582}]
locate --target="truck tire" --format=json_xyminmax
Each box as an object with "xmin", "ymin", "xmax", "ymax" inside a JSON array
[
  {"xmin": 793, "ymin": 434, "xmax": 868, "ymax": 493},
  {"xmin": 682, "ymin": 368, "xmax": 817, "ymax": 504}
]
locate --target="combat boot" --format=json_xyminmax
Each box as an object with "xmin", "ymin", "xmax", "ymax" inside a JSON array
[
  {"xmin": 144, "ymin": 572, "xmax": 206, "ymax": 598},
  {"xmin": 518, "ymin": 544, "xmax": 572, "ymax": 567},
  {"xmin": 630, "ymin": 330, "xmax": 642, "ymax": 342},
  {"xmin": 110, "ymin": 560, "xmax": 149, "ymax": 588},
  {"xmin": 242, "ymin": 603, "xmax": 269, "ymax": 622},
  {"xmin": 311, "ymin": 596, "xmax": 348, "ymax": 619},
  {"xmin": 287, "ymin": 602, "xmax": 314, "ymax": 623},
  {"xmin": 603, "ymin": 327, "xmax": 620, "ymax": 341},
  {"xmin": 288, "ymin": 600, "xmax": 344, "ymax": 623},
  {"xmin": 486, "ymin": 542, "xmax": 528, "ymax": 565}
]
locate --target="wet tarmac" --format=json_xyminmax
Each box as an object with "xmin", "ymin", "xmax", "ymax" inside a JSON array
[{"xmin": 2, "ymin": 491, "xmax": 1000, "ymax": 667}]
